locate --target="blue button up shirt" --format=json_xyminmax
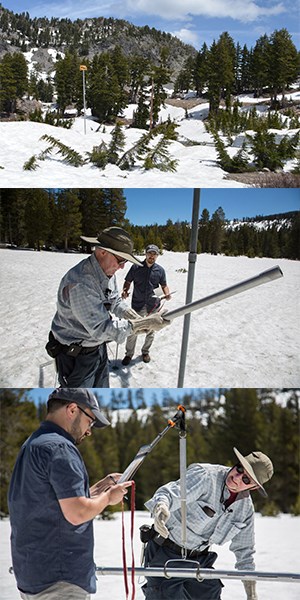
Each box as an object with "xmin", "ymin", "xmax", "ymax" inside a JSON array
[
  {"xmin": 145, "ymin": 463, "xmax": 256, "ymax": 571},
  {"xmin": 51, "ymin": 252, "xmax": 131, "ymax": 346},
  {"xmin": 8, "ymin": 421, "xmax": 96, "ymax": 594},
  {"xmin": 125, "ymin": 260, "xmax": 167, "ymax": 312}
]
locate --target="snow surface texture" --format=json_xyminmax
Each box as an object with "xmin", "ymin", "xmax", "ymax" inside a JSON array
[
  {"xmin": 0, "ymin": 91, "xmax": 299, "ymax": 188},
  {"xmin": 0, "ymin": 249, "xmax": 299, "ymax": 388},
  {"xmin": 1, "ymin": 512, "xmax": 299, "ymax": 600}
]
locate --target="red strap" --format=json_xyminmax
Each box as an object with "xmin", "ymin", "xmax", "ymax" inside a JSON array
[{"xmin": 122, "ymin": 481, "xmax": 136, "ymax": 600}]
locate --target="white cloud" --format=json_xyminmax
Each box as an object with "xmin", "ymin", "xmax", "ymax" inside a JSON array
[
  {"xmin": 31, "ymin": 0, "xmax": 286, "ymax": 22},
  {"xmin": 126, "ymin": 0, "xmax": 285, "ymax": 22},
  {"xmin": 171, "ymin": 28, "xmax": 199, "ymax": 46}
]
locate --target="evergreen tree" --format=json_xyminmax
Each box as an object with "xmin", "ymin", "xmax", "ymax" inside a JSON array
[
  {"xmin": 54, "ymin": 189, "xmax": 82, "ymax": 251},
  {"xmin": 108, "ymin": 122, "xmax": 126, "ymax": 163},
  {"xmin": 193, "ymin": 43, "xmax": 209, "ymax": 96},
  {"xmin": 23, "ymin": 189, "xmax": 51, "ymax": 250},
  {"xmin": 251, "ymin": 34, "xmax": 271, "ymax": 97},
  {"xmin": 132, "ymin": 84, "xmax": 150, "ymax": 129},
  {"xmin": 207, "ymin": 32, "xmax": 236, "ymax": 114},
  {"xmin": 88, "ymin": 52, "xmax": 127, "ymax": 123},
  {"xmin": 54, "ymin": 52, "xmax": 81, "ymax": 114},
  {"xmin": 268, "ymin": 29, "xmax": 299, "ymax": 106},
  {"xmin": 198, "ymin": 208, "xmax": 211, "ymax": 253},
  {"xmin": 210, "ymin": 206, "xmax": 226, "ymax": 254},
  {"xmin": 0, "ymin": 52, "xmax": 28, "ymax": 113},
  {"xmin": 128, "ymin": 55, "xmax": 150, "ymax": 104}
]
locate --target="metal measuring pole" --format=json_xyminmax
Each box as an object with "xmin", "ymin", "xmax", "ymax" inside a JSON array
[
  {"xmin": 80, "ymin": 65, "xmax": 87, "ymax": 135},
  {"xmin": 177, "ymin": 189, "xmax": 200, "ymax": 388},
  {"xmin": 178, "ymin": 406, "xmax": 187, "ymax": 558}
]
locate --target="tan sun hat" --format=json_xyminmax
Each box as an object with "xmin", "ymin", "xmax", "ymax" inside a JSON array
[
  {"xmin": 233, "ymin": 447, "xmax": 274, "ymax": 497},
  {"xmin": 81, "ymin": 226, "xmax": 142, "ymax": 265}
]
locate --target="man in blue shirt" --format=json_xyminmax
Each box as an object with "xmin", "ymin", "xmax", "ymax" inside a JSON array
[
  {"xmin": 121, "ymin": 244, "xmax": 171, "ymax": 365},
  {"xmin": 8, "ymin": 388, "xmax": 132, "ymax": 600}
]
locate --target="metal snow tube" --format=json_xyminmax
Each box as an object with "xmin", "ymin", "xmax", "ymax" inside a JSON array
[
  {"xmin": 166, "ymin": 265, "xmax": 283, "ymax": 322},
  {"xmin": 177, "ymin": 189, "xmax": 200, "ymax": 387},
  {"xmin": 179, "ymin": 432, "xmax": 187, "ymax": 555},
  {"xmin": 95, "ymin": 566, "xmax": 300, "ymax": 582}
]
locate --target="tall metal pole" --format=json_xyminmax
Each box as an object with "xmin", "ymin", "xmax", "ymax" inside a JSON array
[
  {"xmin": 80, "ymin": 65, "xmax": 87, "ymax": 135},
  {"xmin": 177, "ymin": 189, "xmax": 200, "ymax": 388}
]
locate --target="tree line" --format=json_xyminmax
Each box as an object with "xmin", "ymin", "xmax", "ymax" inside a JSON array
[
  {"xmin": 0, "ymin": 189, "xmax": 299, "ymax": 259},
  {"xmin": 0, "ymin": 388, "xmax": 299, "ymax": 516},
  {"xmin": 175, "ymin": 29, "xmax": 299, "ymax": 111},
  {"xmin": 0, "ymin": 27, "xmax": 299, "ymax": 122}
]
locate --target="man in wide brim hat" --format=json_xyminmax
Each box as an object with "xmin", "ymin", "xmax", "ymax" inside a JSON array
[
  {"xmin": 81, "ymin": 227, "xmax": 142, "ymax": 266},
  {"xmin": 46, "ymin": 226, "xmax": 169, "ymax": 388},
  {"xmin": 143, "ymin": 446, "xmax": 274, "ymax": 600}
]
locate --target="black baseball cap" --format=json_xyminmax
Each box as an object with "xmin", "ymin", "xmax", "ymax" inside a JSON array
[{"xmin": 48, "ymin": 388, "xmax": 110, "ymax": 428}]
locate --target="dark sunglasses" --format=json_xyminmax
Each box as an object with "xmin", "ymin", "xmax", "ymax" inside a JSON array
[
  {"xmin": 235, "ymin": 464, "xmax": 252, "ymax": 485},
  {"xmin": 77, "ymin": 405, "xmax": 96, "ymax": 428},
  {"xmin": 112, "ymin": 253, "xmax": 127, "ymax": 266}
]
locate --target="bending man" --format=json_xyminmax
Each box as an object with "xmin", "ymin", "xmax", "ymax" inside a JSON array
[
  {"xmin": 46, "ymin": 228, "xmax": 169, "ymax": 387},
  {"xmin": 142, "ymin": 447, "xmax": 274, "ymax": 600}
]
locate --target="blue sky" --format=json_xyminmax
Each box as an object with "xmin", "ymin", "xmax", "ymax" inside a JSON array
[
  {"xmin": 5, "ymin": 1, "xmax": 300, "ymax": 50},
  {"xmin": 124, "ymin": 188, "xmax": 299, "ymax": 225},
  {"xmin": 26, "ymin": 388, "xmax": 199, "ymax": 406}
]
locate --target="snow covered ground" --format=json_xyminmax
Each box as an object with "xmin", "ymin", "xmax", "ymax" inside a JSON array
[
  {"xmin": 1, "ymin": 512, "xmax": 299, "ymax": 600},
  {"xmin": 0, "ymin": 249, "xmax": 299, "ymax": 388},
  {"xmin": 0, "ymin": 90, "xmax": 299, "ymax": 188}
]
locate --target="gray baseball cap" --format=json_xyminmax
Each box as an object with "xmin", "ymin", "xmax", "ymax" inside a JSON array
[
  {"xmin": 48, "ymin": 388, "xmax": 110, "ymax": 428},
  {"xmin": 233, "ymin": 447, "xmax": 274, "ymax": 497},
  {"xmin": 146, "ymin": 244, "xmax": 159, "ymax": 254},
  {"xmin": 81, "ymin": 226, "xmax": 142, "ymax": 265}
]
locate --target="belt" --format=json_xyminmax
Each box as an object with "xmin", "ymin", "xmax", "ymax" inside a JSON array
[
  {"xmin": 158, "ymin": 537, "xmax": 209, "ymax": 558},
  {"xmin": 60, "ymin": 341, "xmax": 100, "ymax": 356}
]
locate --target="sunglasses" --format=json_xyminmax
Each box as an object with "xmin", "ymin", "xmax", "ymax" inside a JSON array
[
  {"xmin": 235, "ymin": 464, "xmax": 252, "ymax": 485},
  {"xmin": 112, "ymin": 253, "xmax": 127, "ymax": 266},
  {"xmin": 77, "ymin": 405, "xmax": 96, "ymax": 428}
]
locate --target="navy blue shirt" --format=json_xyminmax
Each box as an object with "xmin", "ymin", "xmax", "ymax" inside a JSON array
[
  {"xmin": 8, "ymin": 421, "xmax": 96, "ymax": 594},
  {"xmin": 125, "ymin": 260, "xmax": 167, "ymax": 312}
]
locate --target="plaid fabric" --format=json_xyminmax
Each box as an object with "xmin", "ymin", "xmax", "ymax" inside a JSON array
[
  {"xmin": 145, "ymin": 462, "xmax": 256, "ymax": 571},
  {"xmin": 52, "ymin": 253, "xmax": 131, "ymax": 346}
]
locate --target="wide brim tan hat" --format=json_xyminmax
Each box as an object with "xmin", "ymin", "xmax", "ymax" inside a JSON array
[
  {"xmin": 233, "ymin": 447, "xmax": 274, "ymax": 497},
  {"xmin": 81, "ymin": 227, "xmax": 142, "ymax": 265}
]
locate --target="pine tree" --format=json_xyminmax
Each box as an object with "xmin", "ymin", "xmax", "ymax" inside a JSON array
[
  {"xmin": 193, "ymin": 43, "xmax": 208, "ymax": 96},
  {"xmin": 23, "ymin": 189, "xmax": 51, "ymax": 250},
  {"xmin": 251, "ymin": 34, "xmax": 271, "ymax": 97},
  {"xmin": 54, "ymin": 189, "xmax": 82, "ymax": 251},
  {"xmin": 210, "ymin": 206, "xmax": 226, "ymax": 254},
  {"xmin": 108, "ymin": 122, "xmax": 126, "ymax": 163},
  {"xmin": 268, "ymin": 29, "xmax": 299, "ymax": 106},
  {"xmin": 54, "ymin": 52, "xmax": 81, "ymax": 115},
  {"xmin": 0, "ymin": 52, "xmax": 28, "ymax": 113}
]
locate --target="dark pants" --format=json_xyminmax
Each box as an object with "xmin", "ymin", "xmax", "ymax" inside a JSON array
[
  {"xmin": 142, "ymin": 540, "xmax": 223, "ymax": 600},
  {"xmin": 55, "ymin": 344, "xmax": 109, "ymax": 388}
]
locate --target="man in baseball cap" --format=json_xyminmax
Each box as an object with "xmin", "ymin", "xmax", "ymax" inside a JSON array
[
  {"xmin": 121, "ymin": 243, "xmax": 171, "ymax": 365},
  {"xmin": 47, "ymin": 387, "xmax": 111, "ymax": 429},
  {"xmin": 8, "ymin": 387, "xmax": 132, "ymax": 599}
]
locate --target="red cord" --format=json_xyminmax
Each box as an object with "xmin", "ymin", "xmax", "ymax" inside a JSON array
[{"xmin": 122, "ymin": 481, "xmax": 136, "ymax": 600}]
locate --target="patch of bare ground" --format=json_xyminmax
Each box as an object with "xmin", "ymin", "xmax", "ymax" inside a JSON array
[
  {"xmin": 165, "ymin": 98, "xmax": 206, "ymax": 109},
  {"xmin": 225, "ymin": 171, "xmax": 300, "ymax": 187}
]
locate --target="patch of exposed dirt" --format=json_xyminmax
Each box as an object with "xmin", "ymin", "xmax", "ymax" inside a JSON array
[
  {"xmin": 165, "ymin": 98, "xmax": 207, "ymax": 109},
  {"xmin": 225, "ymin": 171, "xmax": 300, "ymax": 187}
]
